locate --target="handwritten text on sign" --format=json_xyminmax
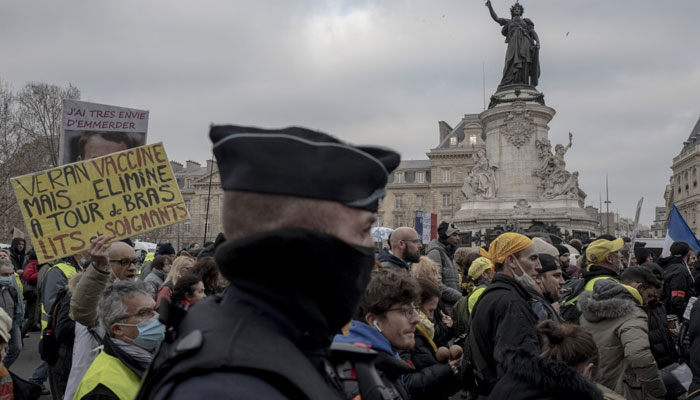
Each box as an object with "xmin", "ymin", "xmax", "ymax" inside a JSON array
[{"xmin": 12, "ymin": 143, "xmax": 189, "ymax": 263}]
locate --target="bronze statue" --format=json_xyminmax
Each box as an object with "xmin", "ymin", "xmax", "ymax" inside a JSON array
[{"xmin": 485, "ymin": 1, "xmax": 540, "ymax": 87}]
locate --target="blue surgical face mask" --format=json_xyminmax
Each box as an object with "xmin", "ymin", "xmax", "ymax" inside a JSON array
[
  {"xmin": 0, "ymin": 276, "xmax": 13, "ymax": 286},
  {"xmin": 117, "ymin": 315, "xmax": 165, "ymax": 350}
]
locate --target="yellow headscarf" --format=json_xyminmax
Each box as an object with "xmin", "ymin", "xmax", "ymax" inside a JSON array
[{"xmin": 479, "ymin": 232, "xmax": 533, "ymax": 265}]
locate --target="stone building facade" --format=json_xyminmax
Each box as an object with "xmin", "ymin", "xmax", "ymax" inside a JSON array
[
  {"xmin": 142, "ymin": 160, "xmax": 223, "ymax": 250},
  {"xmin": 670, "ymin": 116, "xmax": 700, "ymax": 232},
  {"xmin": 377, "ymin": 114, "xmax": 485, "ymax": 228}
]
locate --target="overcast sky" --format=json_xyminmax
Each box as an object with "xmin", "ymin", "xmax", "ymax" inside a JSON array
[{"xmin": 2, "ymin": 0, "xmax": 699, "ymax": 226}]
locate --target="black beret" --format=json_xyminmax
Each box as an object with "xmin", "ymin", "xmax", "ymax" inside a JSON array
[
  {"xmin": 210, "ymin": 125, "xmax": 400, "ymax": 212},
  {"xmin": 538, "ymin": 253, "xmax": 560, "ymax": 274}
]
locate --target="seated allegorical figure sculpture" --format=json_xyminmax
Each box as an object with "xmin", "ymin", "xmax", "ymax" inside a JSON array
[{"xmin": 463, "ymin": 149, "xmax": 498, "ymax": 200}]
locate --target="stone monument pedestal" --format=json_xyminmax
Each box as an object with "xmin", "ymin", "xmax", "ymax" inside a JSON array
[{"xmin": 454, "ymin": 86, "xmax": 598, "ymax": 241}]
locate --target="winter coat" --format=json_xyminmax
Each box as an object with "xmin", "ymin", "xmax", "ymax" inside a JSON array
[
  {"xmin": 9, "ymin": 238, "xmax": 26, "ymax": 271},
  {"xmin": 432, "ymin": 302, "xmax": 453, "ymax": 348},
  {"xmin": 527, "ymin": 288, "xmax": 563, "ymax": 325},
  {"xmin": 658, "ymin": 255, "xmax": 696, "ymax": 318},
  {"xmin": 578, "ymin": 279, "xmax": 666, "ymax": 400},
  {"xmin": 467, "ymin": 274, "xmax": 541, "ymax": 396},
  {"xmin": 400, "ymin": 330, "xmax": 460, "ymax": 400},
  {"xmin": 646, "ymin": 300, "xmax": 679, "ymax": 370},
  {"xmin": 49, "ymin": 274, "xmax": 80, "ymax": 399},
  {"xmin": 487, "ymin": 349, "xmax": 604, "ymax": 400},
  {"xmin": 687, "ymin": 300, "xmax": 700, "ymax": 399},
  {"xmin": 156, "ymin": 281, "xmax": 174, "ymax": 308},
  {"xmin": 334, "ymin": 320, "xmax": 412, "ymax": 400},
  {"xmin": 426, "ymin": 239, "xmax": 462, "ymax": 306},
  {"xmin": 376, "ymin": 248, "xmax": 410, "ymax": 271},
  {"xmin": 143, "ymin": 269, "xmax": 165, "ymax": 299},
  {"xmin": 22, "ymin": 259, "xmax": 39, "ymax": 286},
  {"xmin": 70, "ymin": 262, "xmax": 111, "ymax": 327}
]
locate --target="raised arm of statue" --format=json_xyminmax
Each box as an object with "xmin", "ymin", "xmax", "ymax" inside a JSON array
[
  {"xmin": 485, "ymin": 1, "xmax": 507, "ymax": 25},
  {"xmin": 567, "ymin": 132, "xmax": 573, "ymax": 150}
]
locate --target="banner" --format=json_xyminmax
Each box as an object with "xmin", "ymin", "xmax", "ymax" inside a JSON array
[
  {"xmin": 12, "ymin": 143, "xmax": 189, "ymax": 263},
  {"xmin": 415, "ymin": 211, "xmax": 438, "ymax": 243},
  {"xmin": 661, "ymin": 204, "xmax": 700, "ymax": 257},
  {"xmin": 60, "ymin": 99, "xmax": 149, "ymax": 165},
  {"xmin": 628, "ymin": 197, "xmax": 643, "ymax": 266}
]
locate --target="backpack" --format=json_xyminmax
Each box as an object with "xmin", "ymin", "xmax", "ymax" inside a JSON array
[{"xmin": 558, "ymin": 277, "xmax": 586, "ymax": 324}]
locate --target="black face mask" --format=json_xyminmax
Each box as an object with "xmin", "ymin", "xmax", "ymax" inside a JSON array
[{"xmin": 216, "ymin": 227, "xmax": 376, "ymax": 334}]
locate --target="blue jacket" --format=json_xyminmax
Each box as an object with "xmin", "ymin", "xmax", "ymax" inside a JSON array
[
  {"xmin": 334, "ymin": 320, "xmax": 397, "ymax": 358},
  {"xmin": 334, "ymin": 321, "xmax": 412, "ymax": 400}
]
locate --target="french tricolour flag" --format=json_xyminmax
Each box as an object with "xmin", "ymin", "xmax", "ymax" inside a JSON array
[{"xmin": 661, "ymin": 204, "xmax": 700, "ymax": 257}]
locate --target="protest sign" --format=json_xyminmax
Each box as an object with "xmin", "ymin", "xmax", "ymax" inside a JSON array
[
  {"xmin": 12, "ymin": 143, "xmax": 189, "ymax": 263},
  {"xmin": 60, "ymin": 99, "xmax": 149, "ymax": 165}
]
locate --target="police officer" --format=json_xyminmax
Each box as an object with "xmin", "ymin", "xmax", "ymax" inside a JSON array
[{"xmin": 137, "ymin": 125, "xmax": 400, "ymax": 399}]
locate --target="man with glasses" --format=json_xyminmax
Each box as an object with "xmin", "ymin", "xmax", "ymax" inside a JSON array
[
  {"xmin": 377, "ymin": 227, "xmax": 423, "ymax": 271},
  {"xmin": 74, "ymin": 281, "xmax": 163, "ymax": 399},
  {"xmin": 335, "ymin": 268, "xmax": 422, "ymax": 399},
  {"xmin": 64, "ymin": 239, "xmax": 144, "ymax": 400}
]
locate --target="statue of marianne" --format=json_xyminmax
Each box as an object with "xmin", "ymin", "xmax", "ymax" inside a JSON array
[{"xmin": 485, "ymin": 1, "xmax": 541, "ymax": 87}]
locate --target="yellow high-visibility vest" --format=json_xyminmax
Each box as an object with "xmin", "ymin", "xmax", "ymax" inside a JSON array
[
  {"xmin": 40, "ymin": 263, "xmax": 78, "ymax": 331},
  {"xmin": 73, "ymin": 350, "xmax": 140, "ymax": 400}
]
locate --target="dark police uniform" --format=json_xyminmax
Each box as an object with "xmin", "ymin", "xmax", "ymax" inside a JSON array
[{"xmin": 136, "ymin": 125, "xmax": 400, "ymax": 400}]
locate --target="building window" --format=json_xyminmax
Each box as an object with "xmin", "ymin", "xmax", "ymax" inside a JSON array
[
  {"xmin": 415, "ymin": 195, "xmax": 424, "ymax": 208},
  {"xmin": 185, "ymin": 200, "xmax": 191, "ymax": 211},
  {"xmin": 416, "ymin": 172, "xmax": 425, "ymax": 184},
  {"xmin": 185, "ymin": 178, "xmax": 193, "ymax": 189},
  {"xmin": 203, "ymin": 199, "xmax": 210, "ymax": 211},
  {"xmin": 449, "ymin": 136, "xmax": 458, "ymax": 147},
  {"xmin": 184, "ymin": 222, "xmax": 191, "ymax": 234},
  {"xmin": 395, "ymin": 214, "xmax": 404, "ymax": 226},
  {"xmin": 395, "ymin": 195, "xmax": 403, "ymax": 209},
  {"xmin": 469, "ymin": 134, "xmax": 477, "ymax": 145},
  {"xmin": 443, "ymin": 193, "xmax": 451, "ymax": 208},
  {"xmin": 395, "ymin": 172, "xmax": 404, "ymax": 183},
  {"xmin": 377, "ymin": 215, "xmax": 383, "ymax": 227},
  {"xmin": 442, "ymin": 169, "xmax": 451, "ymax": 183}
]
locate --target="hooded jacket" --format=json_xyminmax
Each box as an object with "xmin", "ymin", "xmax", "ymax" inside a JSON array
[
  {"xmin": 658, "ymin": 255, "xmax": 696, "ymax": 318},
  {"xmin": 376, "ymin": 248, "xmax": 410, "ymax": 271},
  {"xmin": 467, "ymin": 274, "xmax": 541, "ymax": 396},
  {"xmin": 426, "ymin": 239, "xmax": 462, "ymax": 306},
  {"xmin": 335, "ymin": 320, "xmax": 412, "ymax": 400},
  {"xmin": 487, "ymin": 349, "xmax": 604, "ymax": 400},
  {"xmin": 578, "ymin": 279, "xmax": 665, "ymax": 400},
  {"xmin": 9, "ymin": 238, "xmax": 26, "ymax": 271}
]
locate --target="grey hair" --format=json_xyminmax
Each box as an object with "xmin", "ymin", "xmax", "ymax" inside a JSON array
[
  {"xmin": 98, "ymin": 281, "xmax": 154, "ymax": 334},
  {"xmin": 0, "ymin": 260, "xmax": 12, "ymax": 271}
]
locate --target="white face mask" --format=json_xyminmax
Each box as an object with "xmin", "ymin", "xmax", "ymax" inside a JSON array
[{"xmin": 512, "ymin": 256, "xmax": 537, "ymax": 289}]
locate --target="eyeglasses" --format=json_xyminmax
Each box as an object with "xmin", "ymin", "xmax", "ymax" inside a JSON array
[
  {"xmin": 116, "ymin": 307, "xmax": 157, "ymax": 322},
  {"xmin": 385, "ymin": 306, "xmax": 420, "ymax": 319},
  {"xmin": 110, "ymin": 258, "xmax": 138, "ymax": 267}
]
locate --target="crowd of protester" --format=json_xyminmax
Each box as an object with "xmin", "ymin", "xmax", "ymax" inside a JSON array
[
  {"xmin": 1, "ymin": 125, "xmax": 700, "ymax": 400},
  {"xmin": 0, "ymin": 237, "xmax": 224, "ymax": 399},
  {"xmin": 335, "ymin": 220, "xmax": 700, "ymax": 400}
]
